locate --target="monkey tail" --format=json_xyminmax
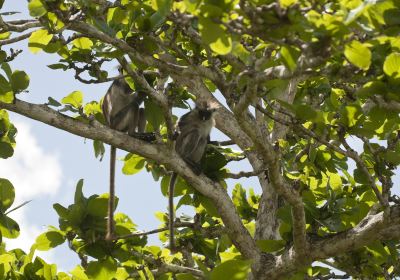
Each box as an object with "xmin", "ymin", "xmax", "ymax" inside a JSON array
[
  {"xmin": 169, "ymin": 172, "xmax": 178, "ymax": 253},
  {"xmin": 106, "ymin": 145, "xmax": 117, "ymax": 241}
]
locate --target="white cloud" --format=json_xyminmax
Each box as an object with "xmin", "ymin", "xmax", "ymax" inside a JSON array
[{"xmin": 0, "ymin": 120, "xmax": 63, "ymax": 261}]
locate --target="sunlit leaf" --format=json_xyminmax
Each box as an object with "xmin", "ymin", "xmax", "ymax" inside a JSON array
[
  {"xmin": 344, "ymin": 41, "xmax": 371, "ymax": 70},
  {"xmin": 35, "ymin": 230, "xmax": 65, "ymax": 251},
  {"xmin": 211, "ymin": 260, "xmax": 251, "ymax": 280},
  {"xmin": 28, "ymin": 29, "xmax": 53, "ymax": 54},
  {"xmin": 28, "ymin": 0, "xmax": 46, "ymax": 17},
  {"xmin": 61, "ymin": 91, "xmax": 83, "ymax": 109},
  {"xmin": 383, "ymin": 53, "xmax": 400, "ymax": 78}
]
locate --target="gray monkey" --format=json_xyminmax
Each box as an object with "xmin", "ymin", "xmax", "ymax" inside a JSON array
[
  {"xmin": 168, "ymin": 101, "xmax": 218, "ymax": 252},
  {"xmin": 102, "ymin": 77, "xmax": 148, "ymax": 241}
]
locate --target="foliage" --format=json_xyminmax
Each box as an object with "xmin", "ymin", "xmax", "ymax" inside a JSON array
[{"xmin": 0, "ymin": 0, "xmax": 399, "ymax": 279}]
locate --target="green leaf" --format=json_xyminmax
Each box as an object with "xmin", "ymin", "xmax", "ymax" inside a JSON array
[
  {"xmin": 46, "ymin": 97, "xmax": 61, "ymax": 107},
  {"xmin": 256, "ymin": 239, "xmax": 286, "ymax": 253},
  {"xmin": 327, "ymin": 172, "xmax": 342, "ymax": 191},
  {"xmin": 383, "ymin": 53, "xmax": 400, "ymax": 78},
  {"xmin": 0, "ymin": 74, "xmax": 13, "ymax": 103},
  {"xmin": 122, "ymin": 153, "xmax": 146, "ymax": 175},
  {"xmin": 47, "ymin": 63, "xmax": 68, "ymax": 70},
  {"xmin": 0, "ymin": 178, "xmax": 14, "ymax": 211},
  {"xmin": 384, "ymin": 151, "xmax": 400, "ymax": 165},
  {"xmin": 0, "ymin": 215, "xmax": 19, "ymax": 238},
  {"xmin": 53, "ymin": 203, "xmax": 69, "ymax": 219},
  {"xmin": 344, "ymin": 40, "xmax": 371, "ymax": 70},
  {"xmin": 93, "ymin": 140, "xmax": 105, "ymax": 160},
  {"xmin": 11, "ymin": 70, "xmax": 30, "ymax": 92},
  {"xmin": 280, "ymin": 45, "xmax": 300, "ymax": 72},
  {"xmin": 28, "ymin": 29, "xmax": 53, "ymax": 54},
  {"xmin": 87, "ymin": 194, "xmax": 112, "ymax": 217},
  {"xmin": 115, "ymin": 268, "xmax": 130, "ymax": 280},
  {"xmin": 74, "ymin": 179, "xmax": 85, "ymax": 205},
  {"xmin": 280, "ymin": 0, "xmax": 297, "ymax": 7},
  {"xmin": 72, "ymin": 38, "xmax": 93, "ymax": 50},
  {"xmin": 199, "ymin": 18, "xmax": 232, "ymax": 55},
  {"xmin": 70, "ymin": 266, "xmax": 89, "ymax": 280},
  {"xmin": 294, "ymin": 104, "xmax": 317, "ymax": 121},
  {"xmin": 35, "ymin": 231, "xmax": 65, "ymax": 251},
  {"xmin": 144, "ymin": 99, "xmax": 164, "ymax": 130},
  {"xmin": 0, "ymin": 142, "xmax": 13, "ymax": 158},
  {"xmin": 28, "ymin": 0, "xmax": 46, "ymax": 17},
  {"xmin": 86, "ymin": 258, "xmax": 117, "ymax": 280},
  {"xmin": 210, "ymin": 260, "xmax": 252, "ymax": 280},
  {"xmin": 61, "ymin": 91, "xmax": 83, "ymax": 109}
]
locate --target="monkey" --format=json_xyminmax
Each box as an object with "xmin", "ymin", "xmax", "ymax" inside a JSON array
[
  {"xmin": 168, "ymin": 101, "xmax": 218, "ymax": 252},
  {"xmin": 102, "ymin": 76, "xmax": 149, "ymax": 241}
]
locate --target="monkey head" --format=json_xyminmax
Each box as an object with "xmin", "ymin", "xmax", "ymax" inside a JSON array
[{"xmin": 196, "ymin": 101, "xmax": 219, "ymax": 121}]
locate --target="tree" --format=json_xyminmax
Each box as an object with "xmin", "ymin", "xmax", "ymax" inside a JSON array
[{"xmin": 0, "ymin": 0, "xmax": 399, "ymax": 279}]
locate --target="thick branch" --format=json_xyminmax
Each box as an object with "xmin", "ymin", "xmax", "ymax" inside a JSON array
[
  {"xmin": 266, "ymin": 205, "xmax": 400, "ymax": 278},
  {"xmin": 0, "ymin": 99, "xmax": 258, "ymax": 259}
]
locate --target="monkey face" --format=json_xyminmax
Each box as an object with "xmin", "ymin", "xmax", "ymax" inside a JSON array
[{"xmin": 197, "ymin": 109, "xmax": 215, "ymax": 121}]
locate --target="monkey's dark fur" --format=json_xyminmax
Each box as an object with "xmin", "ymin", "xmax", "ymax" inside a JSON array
[
  {"xmin": 169, "ymin": 102, "xmax": 217, "ymax": 252},
  {"xmin": 102, "ymin": 77, "xmax": 152, "ymax": 241}
]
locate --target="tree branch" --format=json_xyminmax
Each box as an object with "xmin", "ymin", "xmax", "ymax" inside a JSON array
[
  {"xmin": 130, "ymin": 250, "xmax": 205, "ymax": 278},
  {"xmin": 265, "ymin": 205, "xmax": 400, "ymax": 278},
  {"xmin": 0, "ymin": 99, "xmax": 258, "ymax": 260},
  {"xmin": 0, "ymin": 32, "xmax": 33, "ymax": 46}
]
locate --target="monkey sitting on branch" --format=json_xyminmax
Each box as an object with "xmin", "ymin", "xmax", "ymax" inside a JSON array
[
  {"xmin": 102, "ymin": 73, "xmax": 155, "ymax": 241},
  {"xmin": 168, "ymin": 101, "xmax": 218, "ymax": 252}
]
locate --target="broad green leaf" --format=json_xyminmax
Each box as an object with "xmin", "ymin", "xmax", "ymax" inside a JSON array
[
  {"xmin": 327, "ymin": 172, "xmax": 342, "ymax": 191},
  {"xmin": 28, "ymin": 0, "xmax": 46, "ymax": 17},
  {"xmin": 35, "ymin": 230, "xmax": 65, "ymax": 251},
  {"xmin": 115, "ymin": 268, "xmax": 130, "ymax": 280},
  {"xmin": 72, "ymin": 38, "xmax": 93, "ymax": 50},
  {"xmin": 70, "ymin": 266, "xmax": 89, "ymax": 280},
  {"xmin": 28, "ymin": 29, "xmax": 53, "ymax": 54},
  {"xmin": 46, "ymin": 97, "xmax": 61, "ymax": 107},
  {"xmin": 210, "ymin": 260, "xmax": 252, "ymax": 280},
  {"xmin": 47, "ymin": 63, "xmax": 68, "ymax": 70},
  {"xmin": 384, "ymin": 151, "xmax": 400, "ymax": 165},
  {"xmin": 280, "ymin": 45, "xmax": 300, "ymax": 72},
  {"xmin": 344, "ymin": 41, "xmax": 371, "ymax": 70},
  {"xmin": 93, "ymin": 140, "xmax": 105, "ymax": 160},
  {"xmin": 199, "ymin": 18, "xmax": 232, "ymax": 55},
  {"xmin": 0, "ymin": 32, "xmax": 9, "ymax": 40},
  {"xmin": 280, "ymin": 0, "xmax": 297, "ymax": 7},
  {"xmin": 144, "ymin": 99, "xmax": 164, "ymax": 130},
  {"xmin": 256, "ymin": 239, "xmax": 286, "ymax": 253},
  {"xmin": 0, "ymin": 142, "xmax": 14, "ymax": 158},
  {"xmin": 86, "ymin": 258, "xmax": 117, "ymax": 280},
  {"xmin": 383, "ymin": 53, "xmax": 400, "ymax": 78},
  {"xmin": 0, "ymin": 74, "xmax": 13, "ymax": 103},
  {"xmin": 341, "ymin": 105, "xmax": 361, "ymax": 127},
  {"xmin": 87, "ymin": 194, "xmax": 112, "ymax": 217},
  {"xmin": 294, "ymin": 104, "xmax": 317, "ymax": 121},
  {"xmin": 123, "ymin": 153, "xmax": 146, "ymax": 175},
  {"xmin": 11, "ymin": 70, "xmax": 30, "ymax": 92},
  {"xmin": 53, "ymin": 203, "xmax": 69, "ymax": 219},
  {"xmin": 61, "ymin": 91, "xmax": 83, "ymax": 109},
  {"xmin": 0, "ymin": 178, "xmax": 15, "ymax": 211},
  {"xmin": 0, "ymin": 215, "xmax": 19, "ymax": 238}
]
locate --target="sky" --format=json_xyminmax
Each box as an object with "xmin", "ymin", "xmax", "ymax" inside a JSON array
[
  {"xmin": 0, "ymin": 1, "xmax": 399, "ymax": 276},
  {"xmin": 0, "ymin": 1, "xmax": 258, "ymax": 272}
]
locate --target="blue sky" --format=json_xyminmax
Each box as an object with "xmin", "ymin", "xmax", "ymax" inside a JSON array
[{"xmin": 1, "ymin": 1, "xmax": 399, "ymax": 275}]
